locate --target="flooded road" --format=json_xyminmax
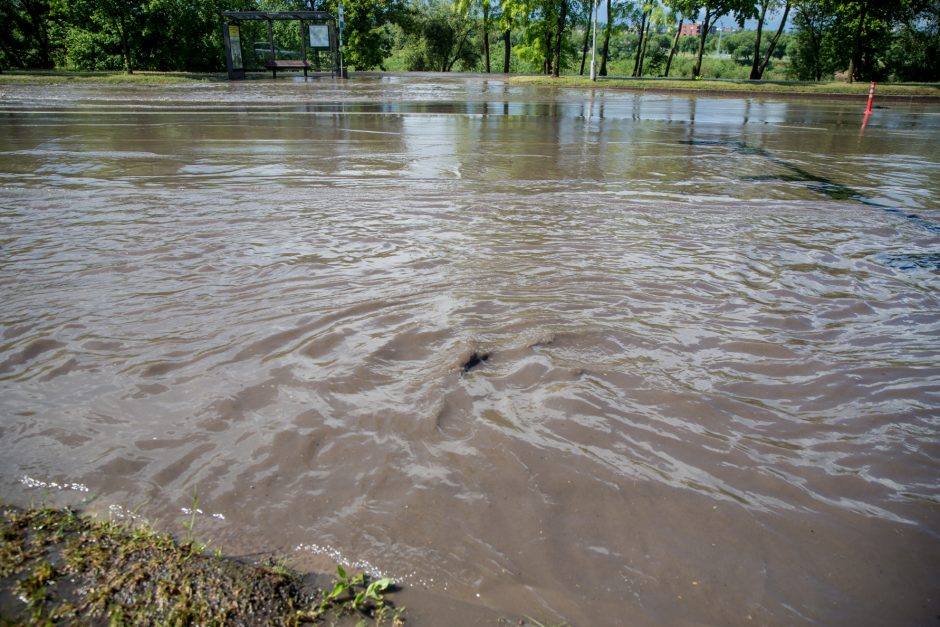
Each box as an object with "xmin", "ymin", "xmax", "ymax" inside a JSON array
[{"xmin": 1, "ymin": 76, "xmax": 939, "ymax": 625}]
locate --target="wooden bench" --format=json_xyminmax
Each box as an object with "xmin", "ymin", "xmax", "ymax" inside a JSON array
[{"xmin": 265, "ymin": 59, "xmax": 311, "ymax": 78}]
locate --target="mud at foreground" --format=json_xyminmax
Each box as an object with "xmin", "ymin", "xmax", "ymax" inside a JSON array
[{"xmin": 0, "ymin": 76, "xmax": 938, "ymax": 625}]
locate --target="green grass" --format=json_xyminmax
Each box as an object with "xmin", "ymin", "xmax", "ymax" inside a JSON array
[
  {"xmin": 4, "ymin": 68, "xmax": 936, "ymax": 100},
  {"xmin": 0, "ymin": 504, "xmax": 404, "ymax": 625},
  {"xmin": 509, "ymin": 74, "xmax": 940, "ymax": 98},
  {"xmin": 0, "ymin": 70, "xmax": 227, "ymax": 85}
]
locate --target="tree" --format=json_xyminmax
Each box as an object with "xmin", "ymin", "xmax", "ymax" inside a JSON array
[
  {"xmin": 687, "ymin": 0, "xmax": 755, "ymax": 77},
  {"xmin": 398, "ymin": 0, "xmax": 478, "ymax": 70},
  {"xmin": 0, "ymin": 0, "xmax": 67, "ymax": 69},
  {"xmin": 750, "ymin": 0, "xmax": 790, "ymax": 79},
  {"xmin": 317, "ymin": 0, "xmax": 409, "ymax": 70},
  {"xmin": 788, "ymin": 0, "xmax": 835, "ymax": 80},
  {"xmin": 506, "ymin": 0, "xmax": 577, "ymax": 75},
  {"xmin": 61, "ymin": 0, "xmax": 147, "ymax": 73},
  {"xmin": 792, "ymin": 0, "xmax": 906, "ymax": 82},
  {"xmin": 455, "ymin": 0, "xmax": 493, "ymax": 72},
  {"xmin": 598, "ymin": 0, "xmax": 611, "ymax": 75},
  {"xmin": 632, "ymin": 2, "xmax": 649, "ymax": 76},
  {"xmin": 662, "ymin": 0, "xmax": 689, "ymax": 77},
  {"xmin": 885, "ymin": 0, "xmax": 940, "ymax": 81},
  {"xmin": 578, "ymin": 0, "xmax": 592, "ymax": 74},
  {"xmin": 551, "ymin": 0, "xmax": 568, "ymax": 76},
  {"xmin": 498, "ymin": 0, "xmax": 527, "ymax": 72},
  {"xmin": 834, "ymin": 0, "xmax": 907, "ymax": 82},
  {"xmin": 633, "ymin": 1, "xmax": 667, "ymax": 77}
]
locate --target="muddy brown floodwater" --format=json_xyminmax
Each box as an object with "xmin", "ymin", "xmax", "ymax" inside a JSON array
[{"xmin": 1, "ymin": 76, "xmax": 939, "ymax": 625}]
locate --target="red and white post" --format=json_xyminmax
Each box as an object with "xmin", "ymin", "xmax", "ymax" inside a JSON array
[{"xmin": 865, "ymin": 81, "xmax": 876, "ymax": 114}]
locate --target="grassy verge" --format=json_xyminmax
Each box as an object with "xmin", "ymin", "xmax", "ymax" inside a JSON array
[
  {"xmin": 0, "ymin": 504, "xmax": 403, "ymax": 625},
  {"xmin": 0, "ymin": 70, "xmax": 227, "ymax": 85},
  {"xmin": 509, "ymin": 75, "xmax": 940, "ymax": 99},
  {"xmin": 1, "ymin": 71, "xmax": 939, "ymax": 98}
]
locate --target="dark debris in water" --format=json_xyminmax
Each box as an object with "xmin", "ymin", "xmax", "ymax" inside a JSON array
[{"xmin": 462, "ymin": 352, "xmax": 490, "ymax": 373}]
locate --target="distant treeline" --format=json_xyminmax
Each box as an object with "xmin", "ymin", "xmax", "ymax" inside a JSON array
[{"xmin": 1, "ymin": 0, "xmax": 937, "ymax": 82}]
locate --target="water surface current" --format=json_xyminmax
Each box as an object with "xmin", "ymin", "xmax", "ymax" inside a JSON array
[{"xmin": 1, "ymin": 77, "xmax": 938, "ymax": 625}]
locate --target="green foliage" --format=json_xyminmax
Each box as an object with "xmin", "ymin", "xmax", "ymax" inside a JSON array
[
  {"xmin": 606, "ymin": 52, "xmax": 788, "ymax": 79},
  {"xmin": 787, "ymin": 1, "xmax": 836, "ymax": 80},
  {"xmin": 181, "ymin": 486, "xmax": 199, "ymax": 544},
  {"xmin": 313, "ymin": 0, "xmax": 409, "ymax": 70},
  {"xmin": 392, "ymin": 0, "xmax": 480, "ymax": 71},
  {"xmin": 510, "ymin": 0, "xmax": 581, "ymax": 75},
  {"xmin": 885, "ymin": 3, "xmax": 940, "ymax": 82},
  {"xmin": 0, "ymin": 0, "xmax": 70, "ymax": 69},
  {"xmin": 787, "ymin": 0, "xmax": 937, "ymax": 82},
  {"xmin": 0, "ymin": 0, "xmax": 937, "ymax": 81}
]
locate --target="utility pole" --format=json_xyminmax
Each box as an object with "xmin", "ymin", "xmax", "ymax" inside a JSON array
[{"xmin": 590, "ymin": 0, "xmax": 598, "ymax": 80}]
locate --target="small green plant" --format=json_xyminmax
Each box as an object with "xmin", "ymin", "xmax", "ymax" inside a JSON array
[
  {"xmin": 181, "ymin": 488, "xmax": 198, "ymax": 544},
  {"xmin": 263, "ymin": 558, "xmax": 292, "ymax": 577},
  {"xmin": 315, "ymin": 564, "xmax": 397, "ymax": 619},
  {"xmin": 15, "ymin": 560, "xmax": 56, "ymax": 618}
]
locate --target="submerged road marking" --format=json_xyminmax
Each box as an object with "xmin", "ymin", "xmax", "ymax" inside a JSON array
[
  {"xmin": 683, "ymin": 138, "xmax": 940, "ymax": 238},
  {"xmin": 773, "ymin": 125, "xmax": 827, "ymax": 131}
]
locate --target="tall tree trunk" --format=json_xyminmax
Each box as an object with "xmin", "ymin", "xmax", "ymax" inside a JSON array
[
  {"xmin": 579, "ymin": 2, "xmax": 592, "ymax": 75},
  {"xmin": 755, "ymin": 0, "xmax": 790, "ymax": 79},
  {"xmin": 503, "ymin": 28, "xmax": 511, "ymax": 73},
  {"xmin": 0, "ymin": 36, "xmax": 14, "ymax": 70},
  {"xmin": 24, "ymin": 0, "xmax": 53, "ymax": 69},
  {"xmin": 544, "ymin": 23, "xmax": 553, "ymax": 74},
  {"xmin": 637, "ymin": 14, "xmax": 651, "ymax": 76},
  {"xmin": 599, "ymin": 0, "xmax": 611, "ymax": 76},
  {"xmin": 749, "ymin": 0, "xmax": 769, "ymax": 79},
  {"xmin": 632, "ymin": 9, "xmax": 648, "ymax": 77},
  {"xmin": 664, "ymin": 17, "xmax": 683, "ymax": 77},
  {"xmin": 117, "ymin": 13, "xmax": 133, "ymax": 74},
  {"xmin": 847, "ymin": 0, "xmax": 868, "ymax": 82},
  {"xmin": 810, "ymin": 26, "xmax": 822, "ymax": 80},
  {"xmin": 552, "ymin": 0, "xmax": 568, "ymax": 78},
  {"xmin": 482, "ymin": 3, "xmax": 491, "ymax": 73},
  {"xmin": 692, "ymin": 9, "xmax": 712, "ymax": 78},
  {"xmin": 543, "ymin": 11, "xmax": 554, "ymax": 75}
]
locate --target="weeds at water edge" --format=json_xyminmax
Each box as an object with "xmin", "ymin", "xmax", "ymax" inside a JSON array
[
  {"xmin": 296, "ymin": 564, "xmax": 404, "ymax": 625},
  {"xmin": 0, "ymin": 503, "xmax": 405, "ymax": 625}
]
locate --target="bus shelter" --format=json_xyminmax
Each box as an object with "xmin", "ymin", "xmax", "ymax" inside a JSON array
[{"xmin": 221, "ymin": 11, "xmax": 340, "ymax": 79}]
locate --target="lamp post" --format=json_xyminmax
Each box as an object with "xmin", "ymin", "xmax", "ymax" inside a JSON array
[
  {"xmin": 590, "ymin": 0, "xmax": 598, "ymax": 80},
  {"xmin": 338, "ymin": 3, "xmax": 345, "ymax": 78}
]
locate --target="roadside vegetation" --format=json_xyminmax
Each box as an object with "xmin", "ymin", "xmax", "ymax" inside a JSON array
[
  {"xmin": 0, "ymin": 70, "xmax": 224, "ymax": 84},
  {"xmin": 511, "ymin": 75, "xmax": 940, "ymax": 97},
  {"xmin": 0, "ymin": 504, "xmax": 404, "ymax": 625},
  {"xmin": 1, "ymin": 1, "xmax": 937, "ymax": 85}
]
